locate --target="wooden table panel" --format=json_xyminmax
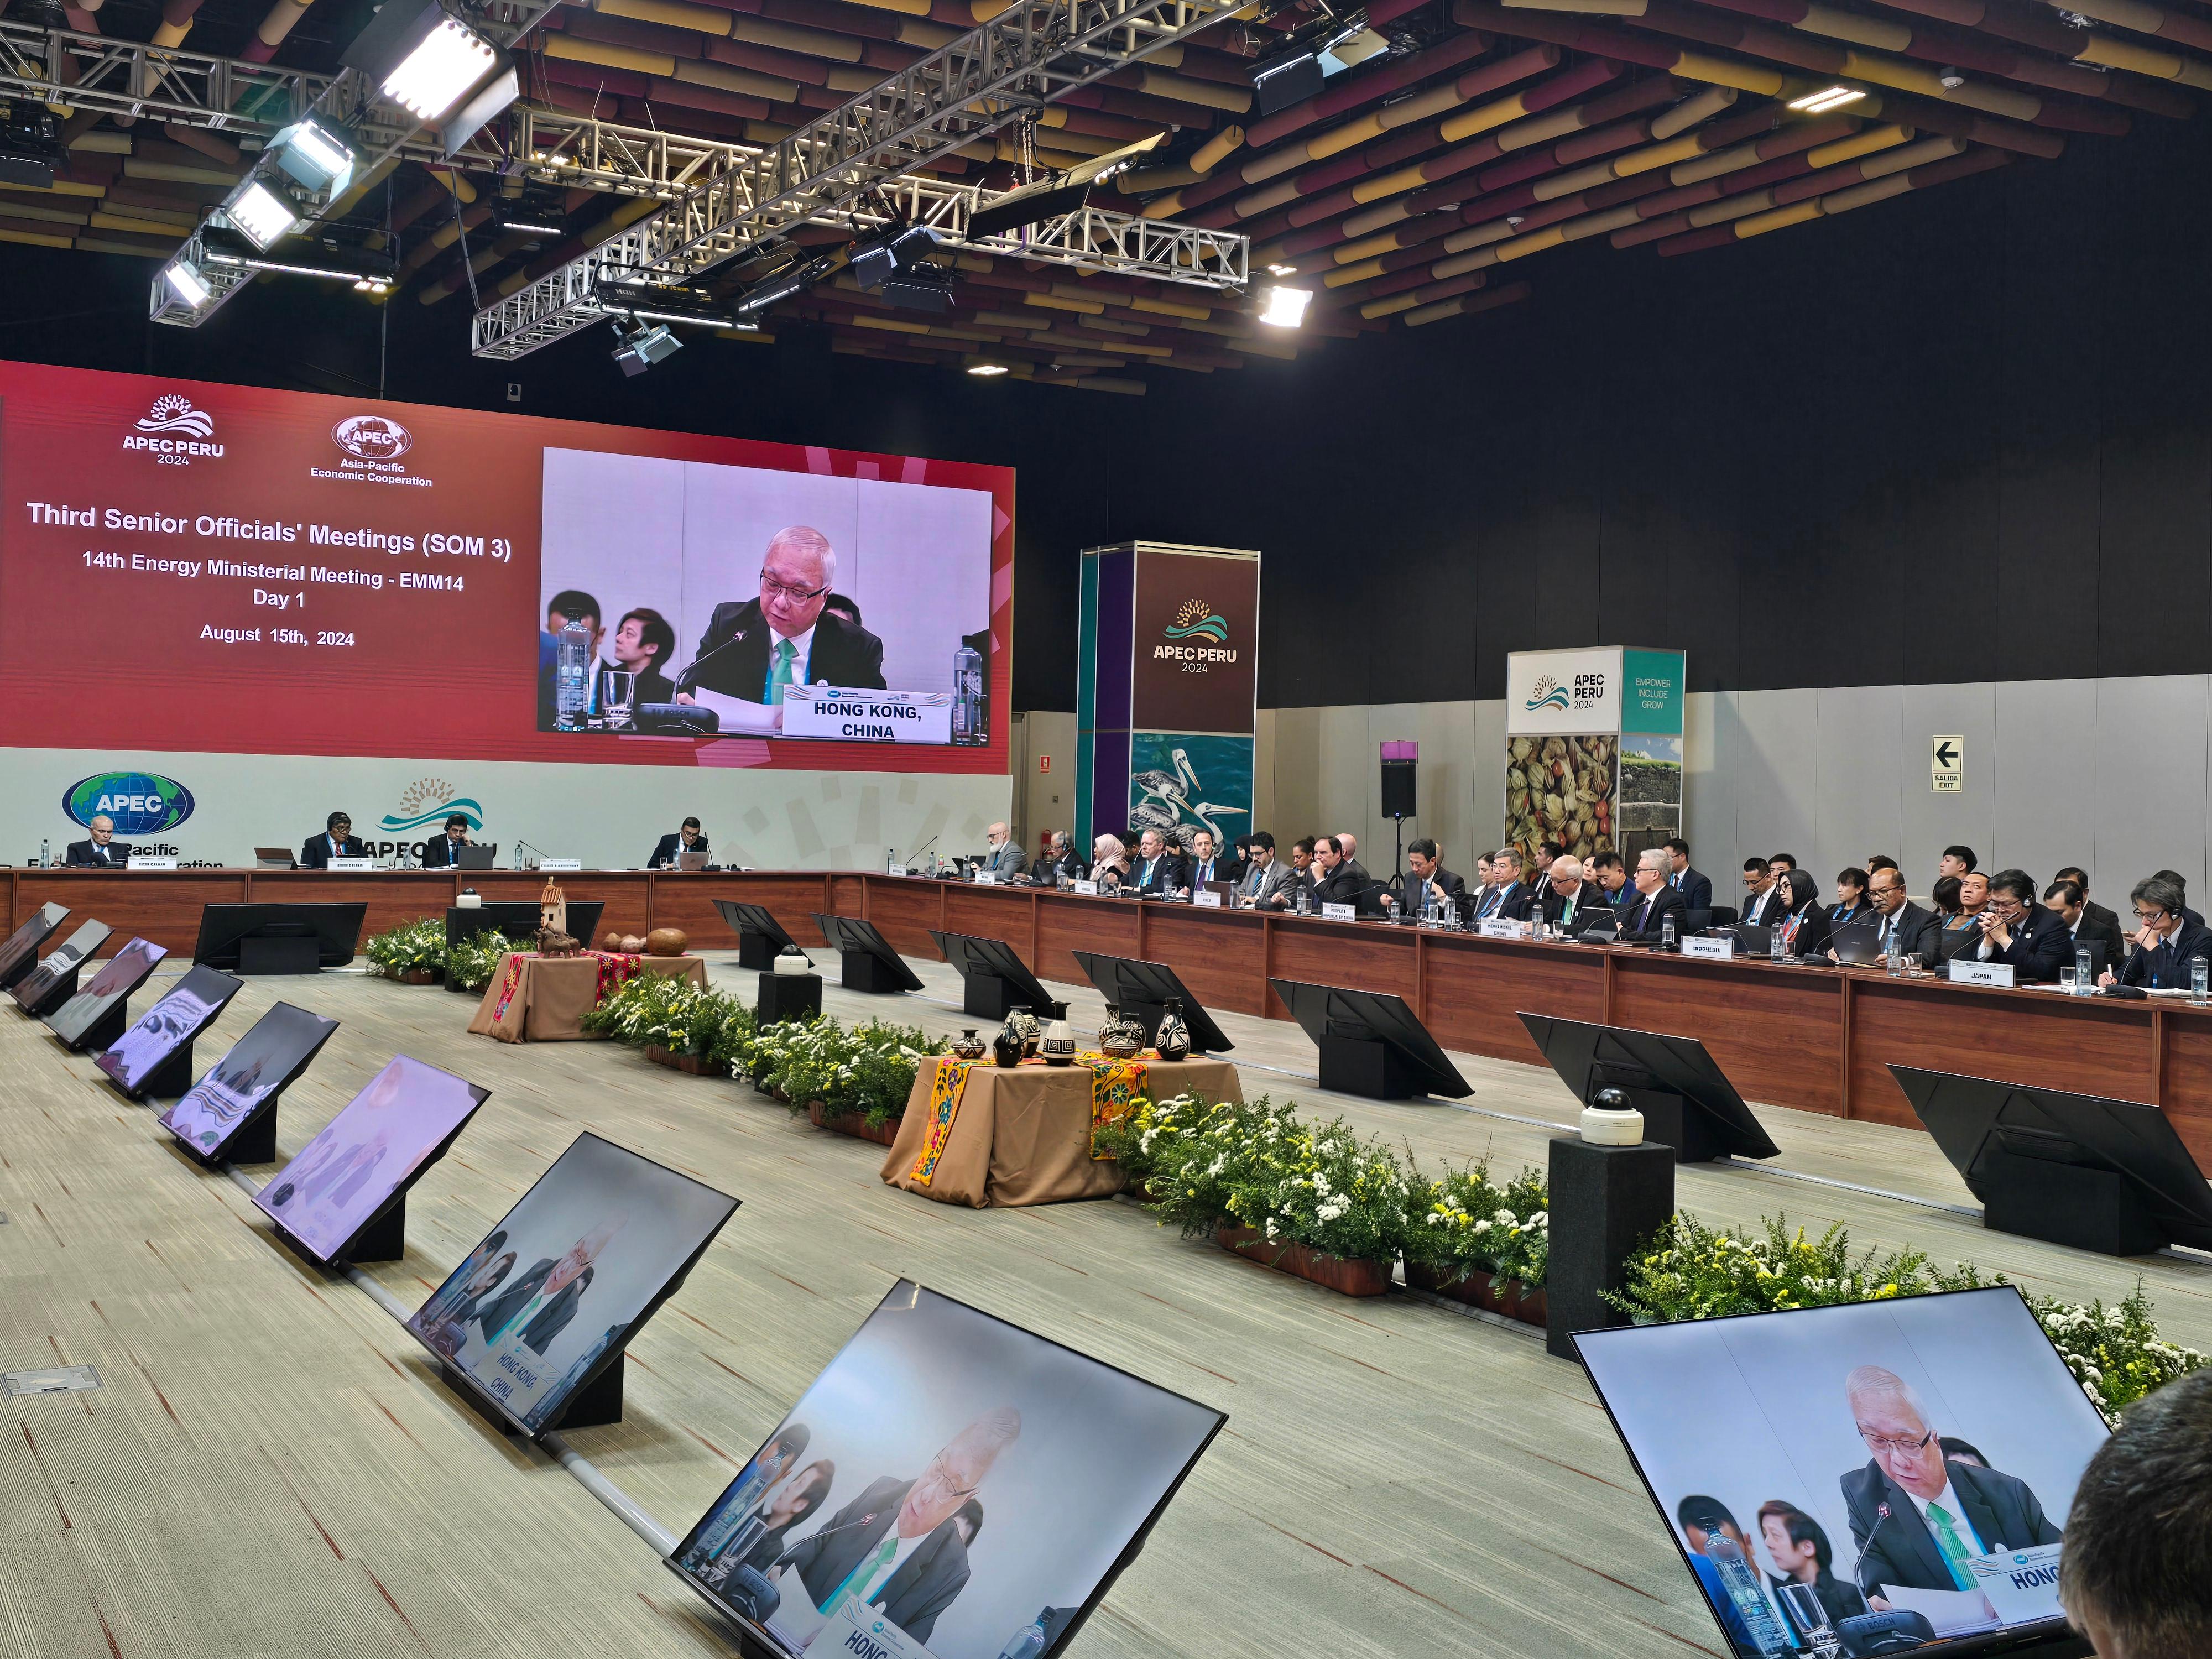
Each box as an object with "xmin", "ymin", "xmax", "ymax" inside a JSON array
[
  {"xmin": 1421, "ymin": 937, "xmax": 1605, "ymax": 1065},
  {"xmin": 1034, "ymin": 894, "xmax": 1142, "ymax": 987},
  {"xmin": 471, "ymin": 873, "xmax": 655, "ymax": 945},
  {"xmin": 249, "ymin": 872, "xmax": 460, "ymax": 943},
  {"xmin": 942, "ymin": 886, "xmax": 1037, "ymax": 965},
  {"xmin": 1136, "ymin": 905, "xmax": 1273, "ymax": 1018},
  {"xmin": 1845, "ymin": 976, "xmax": 2158, "ymax": 1129},
  {"xmin": 1611, "ymin": 956, "xmax": 1845, "ymax": 1116},
  {"xmin": 858, "ymin": 878, "xmax": 951, "ymax": 959},
  {"xmin": 15, "ymin": 870, "xmax": 251, "ymax": 955},
  {"xmin": 1265, "ymin": 917, "xmax": 1419, "ymax": 1018},
  {"xmin": 2155, "ymin": 1007, "xmax": 2212, "ymax": 1166},
  {"xmin": 648, "ymin": 873, "xmax": 825, "ymax": 950}
]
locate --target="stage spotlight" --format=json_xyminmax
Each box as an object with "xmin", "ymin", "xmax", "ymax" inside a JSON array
[
  {"xmin": 162, "ymin": 259, "xmax": 213, "ymax": 309},
  {"xmin": 851, "ymin": 223, "xmax": 942, "ymax": 291},
  {"xmin": 1256, "ymin": 285, "xmax": 1311, "ymax": 328},
  {"xmin": 345, "ymin": 0, "xmax": 501, "ymax": 123},
  {"xmin": 880, "ymin": 269, "xmax": 955, "ymax": 314},
  {"xmin": 269, "ymin": 119, "xmax": 354, "ymax": 195},
  {"xmin": 611, "ymin": 319, "xmax": 682, "ymax": 376},
  {"xmin": 967, "ymin": 362, "xmax": 1009, "ymax": 376},
  {"xmin": 967, "ymin": 134, "xmax": 1164, "ymax": 241},
  {"xmin": 0, "ymin": 96, "xmax": 61, "ymax": 189},
  {"xmin": 1251, "ymin": 15, "xmax": 1390, "ymax": 117},
  {"xmin": 227, "ymin": 180, "xmax": 302, "ymax": 249}
]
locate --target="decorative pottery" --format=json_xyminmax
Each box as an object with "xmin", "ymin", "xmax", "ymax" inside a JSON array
[
  {"xmin": 1154, "ymin": 997, "xmax": 1191, "ymax": 1062},
  {"xmin": 601, "ymin": 931, "xmax": 623, "ymax": 951},
  {"xmin": 619, "ymin": 933, "xmax": 646, "ymax": 954},
  {"xmin": 1008, "ymin": 1004, "xmax": 1043, "ymax": 1057},
  {"xmin": 951, "ymin": 1029, "xmax": 988, "ymax": 1061},
  {"xmin": 539, "ymin": 876, "xmax": 567, "ymax": 938},
  {"xmin": 774, "ymin": 943, "xmax": 812, "ymax": 976},
  {"xmin": 992, "ymin": 1014, "xmax": 1026, "ymax": 1068},
  {"xmin": 1040, "ymin": 1002, "xmax": 1076, "ymax": 1066},
  {"xmin": 645, "ymin": 926, "xmax": 687, "ymax": 956},
  {"xmin": 1097, "ymin": 1003, "xmax": 1144, "ymax": 1060}
]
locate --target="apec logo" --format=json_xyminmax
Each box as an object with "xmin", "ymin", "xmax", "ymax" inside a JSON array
[
  {"xmin": 64, "ymin": 772, "xmax": 196, "ymax": 835},
  {"xmin": 1154, "ymin": 600, "xmax": 1237, "ymax": 674},
  {"xmin": 123, "ymin": 393, "xmax": 223, "ymax": 465},
  {"xmin": 379, "ymin": 776, "xmax": 482, "ymax": 836},
  {"xmin": 1525, "ymin": 673, "xmax": 1570, "ymax": 713},
  {"xmin": 1526, "ymin": 671, "xmax": 1605, "ymax": 713},
  {"xmin": 333, "ymin": 414, "xmax": 413, "ymax": 460}
]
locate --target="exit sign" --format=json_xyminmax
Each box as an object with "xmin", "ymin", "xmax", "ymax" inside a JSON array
[{"xmin": 1039, "ymin": 754, "xmax": 1051, "ymax": 771}]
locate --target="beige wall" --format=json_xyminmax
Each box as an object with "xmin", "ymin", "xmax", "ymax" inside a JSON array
[{"xmin": 1013, "ymin": 709, "xmax": 1077, "ymax": 852}]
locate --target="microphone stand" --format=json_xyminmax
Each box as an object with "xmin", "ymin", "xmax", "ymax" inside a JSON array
[{"xmin": 514, "ymin": 838, "xmax": 551, "ymax": 872}]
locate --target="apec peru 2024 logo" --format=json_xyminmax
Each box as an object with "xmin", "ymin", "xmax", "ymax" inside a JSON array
[
  {"xmin": 123, "ymin": 394, "xmax": 223, "ymax": 465},
  {"xmin": 64, "ymin": 771, "xmax": 196, "ymax": 835},
  {"xmin": 1154, "ymin": 600, "xmax": 1235, "ymax": 675}
]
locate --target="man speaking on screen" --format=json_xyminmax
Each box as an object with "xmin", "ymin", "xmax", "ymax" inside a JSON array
[
  {"xmin": 770, "ymin": 1406, "xmax": 1020, "ymax": 1650},
  {"xmin": 1838, "ymin": 1364, "xmax": 2060, "ymax": 1605},
  {"xmin": 676, "ymin": 526, "xmax": 885, "ymax": 732}
]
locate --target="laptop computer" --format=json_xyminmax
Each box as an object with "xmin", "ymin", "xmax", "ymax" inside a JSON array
[
  {"xmin": 1724, "ymin": 923, "xmax": 1773, "ymax": 954},
  {"xmin": 455, "ymin": 844, "xmax": 497, "ymax": 871},
  {"xmin": 675, "ymin": 848, "xmax": 709, "ymax": 872},
  {"xmin": 254, "ymin": 846, "xmax": 296, "ymax": 869},
  {"xmin": 1830, "ymin": 918, "xmax": 1884, "ymax": 964},
  {"xmin": 1577, "ymin": 908, "xmax": 1620, "ymax": 941}
]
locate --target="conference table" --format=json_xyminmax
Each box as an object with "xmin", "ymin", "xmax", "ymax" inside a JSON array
[{"xmin": 9, "ymin": 866, "xmax": 2211, "ymax": 1161}]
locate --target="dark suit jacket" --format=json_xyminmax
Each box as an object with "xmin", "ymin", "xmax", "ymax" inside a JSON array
[
  {"xmin": 779, "ymin": 1476, "xmax": 972, "ymax": 1644},
  {"xmin": 1473, "ymin": 880, "xmax": 1535, "ymax": 922},
  {"xmin": 2120, "ymin": 917, "xmax": 2212, "ymax": 988},
  {"xmin": 1394, "ymin": 866, "xmax": 1467, "ymax": 913},
  {"xmin": 1034, "ymin": 849, "xmax": 1085, "ymax": 884},
  {"xmin": 1869, "ymin": 901, "xmax": 1940, "ymax": 963},
  {"xmin": 1980, "ymin": 903, "xmax": 2074, "ymax": 981},
  {"xmin": 64, "ymin": 839, "xmax": 132, "ymax": 867},
  {"xmin": 680, "ymin": 599, "xmax": 885, "ymax": 699},
  {"xmin": 1536, "ymin": 881, "xmax": 1610, "ymax": 931},
  {"xmin": 1186, "ymin": 855, "xmax": 1234, "ymax": 889},
  {"xmin": 1310, "ymin": 864, "xmax": 1371, "ymax": 911},
  {"xmin": 2069, "ymin": 909, "xmax": 2126, "ymax": 969},
  {"xmin": 475, "ymin": 1258, "xmax": 591, "ymax": 1357},
  {"xmin": 420, "ymin": 834, "xmax": 473, "ymax": 869},
  {"xmin": 649, "ymin": 833, "xmax": 709, "ymax": 869},
  {"xmin": 1777, "ymin": 901, "xmax": 1833, "ymax": 958},
  {"xmin": 299, "ymin": 834, "xmax": 366, "ymax": 869},
  {"xmin": 1740, "ymin": 884, "xmax": 1791, "ymax": 928},
  {"xmin": 1131, "ymin": 852, "xmax": 1189, "ymax": 896},
  {"xmin": 1671, "ymin": 866, "xmax": 1713, "ymax": 911},
  {"xmin": 1841, "ymin": 1458, "xmax": 2060, "ymax": 1596},
  {"xmin": 1616, "ymin": 884, "xmax": 1689, "ymax": 942},
  {"xmin": 2082, "ymin": 898, "xmax": 2122, "ymax": 938}
]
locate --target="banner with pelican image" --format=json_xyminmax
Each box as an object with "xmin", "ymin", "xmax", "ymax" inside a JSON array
[{"xmin": 1125, "ymin": 733, "xmax": 1253, "ymax": 849}]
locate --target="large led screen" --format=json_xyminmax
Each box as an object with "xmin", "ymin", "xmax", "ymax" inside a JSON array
[
  {"xmin": 405, "ymin": 1131, "xmax": 738, "ymax": 1434},
  {"xmin": 159, "ymin": 1000, "xmax": 340, "ymax": 1158},
  {"xmin": 254, "ymin": 1053, "xmax": 489, "ymax": 1264},
  {"xmin": 0, "ymin": 361, "xmax": 1011, "ymax": 775},
  {"xmin": 96, "ymin": 963, "xmax": 243, "ymax": 1093},
  {"xmin": 669, "ymin": 1280, "xmax": 1224, "ymax": 1659},
  {"xmin": 1575, "ymin": 1287, "xmax": 2109, "ymax": 1658},
  {"xmin": 47, "ymin": 935, "xmax": 168, "ymax": 1047}
]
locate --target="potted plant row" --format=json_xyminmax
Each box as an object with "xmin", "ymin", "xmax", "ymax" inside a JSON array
[{"xmin": 737, "ymin": 1015, "xmax": 942, "ymax": 1144}]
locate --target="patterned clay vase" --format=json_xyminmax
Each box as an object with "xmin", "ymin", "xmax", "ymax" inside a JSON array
[
  {"xmin": 1040, "ymin": 1000, "xmax": 1077, "ymax": 1066},
  {"xmin": 1154, "ymin": 997, "xmax": 1192, "ymax": 1063},
  {"xmin": 1098, "ymin": 1003, "xmax": 1144, "ymax": 1061},
  {"xmin": 1009, "ymin": 1004, "xmax": 1044, "ymax": 1057},
  {"xmin": 951, "ymin": 1028, "xmax": 987, "ymax": 1061},
  {"xmin": 992, "ymin": 1013, "xmax": 1026, "ymax": 1068}
]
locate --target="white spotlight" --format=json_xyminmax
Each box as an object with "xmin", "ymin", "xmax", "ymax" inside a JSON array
[
  {"xmin": 227, "ymin": 180, "xmax": 300, "ymax": 248},
  {"xmin": 1256, "ymin": 285, "xmax": 1311, "ymax": 329},
  {"xmin": 382, "ymin": 16, "xmax": 498, "ymax": 121},
  {"xmin": 163, "ymin": 260, "xmax": 212, "ymax": 307}
]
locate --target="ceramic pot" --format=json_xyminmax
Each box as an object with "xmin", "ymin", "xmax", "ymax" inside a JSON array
[
  {"xmin": 992, "ymin": 1014, "xmax": 1026, "ymax": 1068},
  {"xmin": 645, "ymin": 926, "xmax": 687, "ymax": 956},
  {"xmin": 1097, "ymin": 1004, "xmax": 1144, "ymax": 1060},
  {"xmin": 1008, "ymin": 1005, "xmax": 1043, "ymax": 1057},
  {"xmin": 1040, "ymin": 1001, "xmax": 1076, "ymax": 1066},
  {"xmin": 774, "ymin": 944, "xmax": 812, "ymax": 977},
  {"xmin": 1154, "ymin": 997, "xmax": 1191, "ymax": 1063},
  {"xmin": 951, "ymin": 1028, "xmax": 987, "ymax": 1061}
]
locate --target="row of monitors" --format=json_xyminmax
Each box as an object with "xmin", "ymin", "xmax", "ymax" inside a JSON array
[{"xmin": 8, "ymin": 901, "xmax": 2157, "ymax": 1658}]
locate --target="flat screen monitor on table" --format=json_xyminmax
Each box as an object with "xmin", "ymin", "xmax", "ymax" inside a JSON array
[
  {"xmin": 192, "ymin": 904, "xmax": 366, "ymax": 971},
  {"xmin": 0, "ymin": 901, "xmax": 67, "ymax": 988},
  {"xmin": 445, "ymin": 901, "xmax": 605, "ymax": 948},
  {"xmin": 667, "ymin": 1280, "xmax": 1225, "ymax": 1659},
  {"xmin": 9, "ymin": 920, "xmax": 110, "ymax": 1013},
  {"xmin": 930, "ymin": 931, "xmax": 1057, "ymax": 1011},
  {"xmin": 254, "ymin": 1054, "xmax": 489, "ymax": 1266},
  {"xmin": 1267, "ymin": 979, "xmax": 1470, "ymax": 1098},
  {"xmin": 46, "ymin": 935, "xmax": 169, "ymax": 1048},
  {"xmin": 713, "ymin": 899, "xmax": 808, "ymax": 955},
  {"xmin": 1574, "ymin": 1287, "xmax": 2107, "ymax": 1659},
  {"xmin": 1517, "ymin": 1013, "xmax": 1782, "ymax": 1162},
  {"xmin": 1068, "ymin": 951, "xmax": 1235, "ymax": 1053},
  {"xmin": 95, "ymin": 964, "xmax": 244, "ymax": 1095},
  {"xmin": 404, "ymin": 1131, "xmax": 738, "ymax": 1437},
  {"xmin": 158, "ymin": 1000, "xmax": 340, "ymax": 1160}
]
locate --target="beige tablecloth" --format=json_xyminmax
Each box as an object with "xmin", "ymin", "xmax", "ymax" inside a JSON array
[
  {"xmin": 880, "ymin": 1055, "xmax": 1243, "ymax": 1208},
  {"xmin": 467, "ymin": 952, "xmax": 705, "ymax": 1042}
]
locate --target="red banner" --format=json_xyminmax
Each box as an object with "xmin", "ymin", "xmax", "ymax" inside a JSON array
[{"xmin": 0, "ymin": 361, "xmax": 1013, "ymax": 774}]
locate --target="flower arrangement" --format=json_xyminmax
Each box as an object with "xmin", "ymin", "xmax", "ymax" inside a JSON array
[
  {"xmin": 580, "ymin": 973, "xmax": 752, "ymax": 1060},
  {"xmin": 365, "ymin": 919, "xmax": 445, "ymax": 979},
  {"xmin": 444, "ymin": 930, "xmax": 526, "ymax": 995},
  {"xmin": 1402, "ymin": 1161, "xmax": 1550, "ymax": 1291},
  {"xmin": 737, "ymin": 1015, "xmax": 942, "ymax": 1125},
  {"xmin": 1611, "ymin": 1213, "xmax": 2206, "ymax": 1423}
]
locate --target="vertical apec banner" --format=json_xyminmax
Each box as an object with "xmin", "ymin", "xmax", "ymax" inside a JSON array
[
  {"xmin": 1503, "ymin": 646, "xmax": 1686, "ymax": 868},
  {"xmin": 1076, "ymin": 543, "xmax": 1260, "ymax": 852}
]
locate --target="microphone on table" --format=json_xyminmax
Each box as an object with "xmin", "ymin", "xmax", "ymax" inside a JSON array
[
  {"xmin": 902, "ymin": 833, "xmax": 939, "ymax": 870},
  {"xmin": 515, "ymin": 839, "xmax": 551, "ymax": 870}
]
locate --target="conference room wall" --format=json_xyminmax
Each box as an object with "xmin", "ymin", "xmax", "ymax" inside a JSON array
[
  {"xmin": 0, "ymin": 745, "xmax": 1010, "ymax": 872},
  {"xmin": 1261, "ymin": 679, "xmax": 2212, "ymax": 902}
]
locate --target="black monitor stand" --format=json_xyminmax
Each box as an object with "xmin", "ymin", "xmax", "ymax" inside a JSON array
[
  {"xmin": 1978, "ymin": 1145, "xmax": 2167, "ymax": 1257},
  {"xmin": 239, "ymin": 936, "xmax": 320, "ymax": 975},
  {"xmin": 131, "ymin": 1040, "xmax": 198, "ymax": 1101},
  {"xmin": 22, "ymin": 964, "xmax": 84, "ymax": 1018},
  {"xmin": 66, "ymin": 994, "xmax": 137, "ymax": 1056}
]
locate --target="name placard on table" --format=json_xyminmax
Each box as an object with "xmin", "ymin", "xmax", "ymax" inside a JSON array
[
  {"xmin": 125, "ymin": 855, "xmax": 178, "ymax": 870},
  {"xmin": 536, "ymin": 858, "xmax": 583, "ymax": 872},
  {"xmin": 1192, "ymin": 890, "xmax": 1223, "ymax": 908},
  {"xmin": 1072, "ymin": 879, "xmax": 1099, "ymax": 895},
  {"xmin": 1478, "ymin": 918, "xmax": 1527, "ymax": 940},
  {"xmin": 328, "ymin": 856, "xmax": 378, "ymax": 872},
  {"xmin": 1683, "ymin": 935, "xmax": 1736, "ymax": 960},
  {"xmin": 1949, "ymin": 958, "xmax": 2017, "ymax": 988},
  {"xmin": 974, "ymin": 872, "xmax": 999, "ymax": 886},
  {"xmin": 780, "ymin": 686, "xmax": 953, "ymax": 744},
  {"xmin": 886, "ymin": 864, "xmax": 907, "ymax": 878},
  {"xmin": 1321, "ymin": 902, "xmax": 1358, "ymax": 921}
]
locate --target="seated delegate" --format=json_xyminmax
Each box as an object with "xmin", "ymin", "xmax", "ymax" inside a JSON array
[
  {"xmin": 649, "ymin": 817, "xmax": 709, "ymax": 869},
  {"xmin": 419, "ymin": 814, "xmax": 477, "ymax": 869},
  {"xmin": 2101, "ymin": 876, "xmax": 2212, "ymax": 989},
  {"xmin": 300, "ymin": 811, "xmax": 366, "ymax": 869},
  {"xmin": 64, "ymin": 814, "xmax": 133, "ymax": 867}
]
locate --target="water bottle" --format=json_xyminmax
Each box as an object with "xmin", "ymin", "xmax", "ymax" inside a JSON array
[
  {"xmin": 1660, "ymin": 915, "xmax": 1676, "ymax": 950},
  {"xmin": 1700, "ymin": 1526, "xmax": 1796, "ymax": 1657},
  {"xmin": 554, "ymin": 612, "xmax": 592, "ymax": 729},
  {"xmin": 951, "ymin": 641, "xmax": 984, "ymax": 745},
  {"xmin": 39, "ymin": 837, "xmax": 49, "ymax": 868},
  {"xmin": 2075, "ymin": 943, "xmax": 2093, "ymax": 995},
  {"xmin": 1770, "ymin": 927, "xmax": 1786, "ymax": 961},
  {"xmin": 885, "ymin": 847, "xmax": 896, "ymax": 874},
  {"xmin": 999, "ymin": 1613, "xmax": 1048, "ymax": 1659},
  {"xmin": 1887, "ymin": 935, "xmax": 1902, "ymax": 977},
  {"xmin": 2193, "ymin": 956, "xmax": 2208, "ymax": 1004}
]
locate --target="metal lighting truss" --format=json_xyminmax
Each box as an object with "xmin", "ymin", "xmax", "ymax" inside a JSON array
[
  {"xmin": 469, "ymin": 0, "xmax": 1251, "ymax": 359},
  {"xmin": 0, "ymin": 19, "xmax": 330, "ymax": 133}
]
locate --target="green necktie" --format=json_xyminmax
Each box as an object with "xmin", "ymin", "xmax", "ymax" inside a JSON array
[
  {"xmin": 1926, "ymin": 1501, "xmax": 1976, "ymax": 1590},
  {"xmin": 768, "ymin": 638, "xmax": 797, "ymax": 706},
  {"xmin": 823, "ymin": 1534, "xmax": 898, "ymax": 1615}
]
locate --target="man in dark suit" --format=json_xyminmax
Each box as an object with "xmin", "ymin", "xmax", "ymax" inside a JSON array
[
  {"xmin": 603, "ymin": 606, "xmax": 677, "ymax": 710},
  {"xmin": 676, "ymin": 526, "xmax": 885, "ymax": 723},
  {"xmin": 2043, "ymin": 879, "xmax": 2122, "ymax": 972},
  {"xmin": 1588, "ymin": 851, "xmax": 1631, "ymax": 910},
  {"xmin": 419, "ymin": 813, "xmax": 476, "ymax": 869},
  {"xmin": 1666, "ymin": 838, "xmax": 1712, "ymax": 911},
  {"xmin": 773, "ymin": 1408, "xmax": 1020, "ymax": 1644},
  {"xmin": 1383, "ymin": 837, "xmax": 1467, "ymax": 919},
  {"xmin": 1739, "ymin": 857, "xmax": 1791, "ymax": 928},
  {"xmin": 1536, "ymin": 857, "xmax": 1610, "ymax": 933},
  {"xmin": 475, "ymin": 1236, "xmax": 609, "ymax": 1358},
  {"xmin": 1129, "ymin": 828, "xmax": 1187, "ymax": 897},
  {"xmin": 64, "ymin": 814, "xmax": 133, "ymax": 867},
  {"xmin": 2106, "ymin": 875, "xmax": 2212, "ymax": 989},
  {"xmin": 2053, "ymin": 866, "xmax": 2123, "ymax": 944},
  {"xmin": 299, "ymin": 812, "xmax": 366, "ymax": 869},
  {"xmin": 1334, "ymin": 832, "xmax": 1372, "ymax": 899},
  {"xmin": 1852, "ymin": 866, "xmax": 1939, "ymax": 964},
  {"xmin": 1618, "ymin": 849, "xmax": 1690, "ymax": 943},
  {"xmin": 1840, "ymin": 1364, "xmax": 2060, "ymax": 1601},
  {"xmin": 1308, "ymin": 836, "xmax": 1372, "ymax": 911},
  {"xmin": 1971, "ymin": 869, "xmax": 2073, "ymax": 981},
  {"xmin": 1034, "ymin": 831, "xmax": 1084, "ymax": 885},
  {"xmin": 649, "ymin": 817, "xmax": 709, "ymax": 869},
  {"xmin": 1472, "ymin": 849, "xmax": 1536, "ymax": 923},
  {"xmin": 980, "ymin": 822, "xmax": 1027, "ymax": 881},
  {"xmin": 1186, "ymin": 828, "xmax": 1232, "ymax": 890}
]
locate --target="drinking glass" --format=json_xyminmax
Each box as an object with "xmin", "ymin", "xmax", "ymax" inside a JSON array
[
  {"xmin": 2060, "ymin": 964, "xmax": 2078, "ymax": 994},
  {"xmin": 602, "ymin": 670, "xmax": 637, "ymax": 731}
]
